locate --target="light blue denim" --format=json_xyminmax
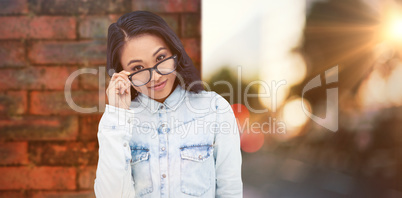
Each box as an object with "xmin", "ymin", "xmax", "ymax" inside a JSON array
[{"xmin": 94, "ymin": 84, "xmax": 243, "ymax": 197}]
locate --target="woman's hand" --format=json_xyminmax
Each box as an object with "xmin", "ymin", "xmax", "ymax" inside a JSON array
[{"xmin": 106, "ymin": 71, "xmax": 132, "ymax": 109}]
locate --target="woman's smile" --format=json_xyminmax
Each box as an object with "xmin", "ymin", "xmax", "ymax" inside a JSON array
[{"xmin": 149, "ymin": 79, "xmax": 168, "ymax": 91}]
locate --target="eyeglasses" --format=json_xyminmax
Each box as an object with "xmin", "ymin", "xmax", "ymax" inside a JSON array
[{"xmin": 128, "ymin": 54, "xmax": 178, "ymax": 87}]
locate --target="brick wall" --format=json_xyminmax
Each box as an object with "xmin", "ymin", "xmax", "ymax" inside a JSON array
[{"xmin": 0, "ymin": 0, "xmax": 201, "ymax": 197}]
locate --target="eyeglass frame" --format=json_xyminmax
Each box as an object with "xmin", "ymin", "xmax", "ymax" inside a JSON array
[{"xmin": 127, "ymin": 54, "xmax": 178, "ymax": 87}]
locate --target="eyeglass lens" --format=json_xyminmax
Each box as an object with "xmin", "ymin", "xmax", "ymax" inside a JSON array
[{"xmin": 131, "ymin": 57, "xmax": 176, "ymax": 86}]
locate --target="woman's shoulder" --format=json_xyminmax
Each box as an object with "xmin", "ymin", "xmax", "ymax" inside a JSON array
[
  {"xmin": 185, "ymin": 89, "xmax": 231, "ymax": 111},
  {"xmin": 186, "ymin": 89, "xmax": 220, "ymax": 101}
]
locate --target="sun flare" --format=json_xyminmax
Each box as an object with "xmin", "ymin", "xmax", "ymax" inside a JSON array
[{"xmin": 386, "ymin": 15, "xmax": 402, "ymax": 41}]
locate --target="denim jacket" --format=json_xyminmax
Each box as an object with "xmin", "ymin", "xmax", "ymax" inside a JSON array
[{"xmin": 94, "ymin": 84, "xmax": 243, "ymax": 198}]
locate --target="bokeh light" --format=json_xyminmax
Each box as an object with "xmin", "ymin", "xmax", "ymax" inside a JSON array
[
  {"xmin": 282, "ymin": 98, "xmax": 311, "ymax": 129},
  {"xmin": 240, "ymin": 129, "xmax": 265, "ymax": 153},
  {"xmin": 385, "ymin": 14, "xmax": 402, "ymax": 41},
  {"xmin": 274, "ymin": 97, "xmax": 311, "ymax": 142},
  {"xmin": 259, "ymin": 86, "xmax": 290, "ymax": 112},
  {"xmin": 231, "ymin": 103, "xmax": 250, "ymax": 131},
  {"xmin": 358, "ymin": 70, "xmax": 390, "ymax": 109},
  {"xmin": 379, "ymin": 3, "xmax": 402, "ymax": 43},
  {"xmin": 386, "ymin": 62, "xmax": 402, "ymax": 106}
]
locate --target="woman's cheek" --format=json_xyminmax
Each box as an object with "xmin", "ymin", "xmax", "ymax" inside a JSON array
[{"xmin": 135, "ymin": 86, "xmax": 149, "ymax": 95}]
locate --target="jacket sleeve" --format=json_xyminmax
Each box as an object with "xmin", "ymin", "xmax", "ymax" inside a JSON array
[
  {"xmin": 94, "ymin": 104, "xmax": 136, "ymax": 198},
  {"xmin": 213, "ymin": 94, "xmax": 243, "ymax": 198}
]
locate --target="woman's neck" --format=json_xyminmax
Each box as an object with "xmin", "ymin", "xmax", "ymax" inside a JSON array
[{"xmin": 154, "ymin": 81, "xmax": 178, "ymax": 104}]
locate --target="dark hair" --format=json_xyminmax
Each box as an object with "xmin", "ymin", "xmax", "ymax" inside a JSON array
[{"xmin": 107, "ymin": 10, "xmax": 204, "ymax": 101}]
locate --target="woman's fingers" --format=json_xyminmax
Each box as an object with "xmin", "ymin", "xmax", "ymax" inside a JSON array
[
  {"xmin": 111, "ymin": 71, "xmax": 131, "ymax": 82},
  {"xmin": 119, "ymin": 81, "xmax": 125, "ymax": 94},
  {"xmin": 116, "ymin": 80, "xmax": 124, "ymax": 94},
  {"xmin": 107, "ymin": 71, "xmax": 132, "ymax": 109},
  {"xmin": 117, "ymin": 81, "xmax": 122, "ymax": 94},
  {"xmin": 110, "ymin": 71, "xmax": 131, "ymax": 94},
  {"xmin": 120, "ymin": 70, "xmax": 131, "ymax": 75},
  {"xmin": 113, "ymin": 76, "xmax": 130, "ymax": 95}
]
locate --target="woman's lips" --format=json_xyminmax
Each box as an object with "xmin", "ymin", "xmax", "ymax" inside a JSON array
[{"xmin": 149, "ymin": 80, "xmax": 167, "ymax": 91}]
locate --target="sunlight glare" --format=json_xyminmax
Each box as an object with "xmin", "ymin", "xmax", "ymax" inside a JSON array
[{"xmin": 387, "ymin": 16, "xmax": 402, "ymax": 41}]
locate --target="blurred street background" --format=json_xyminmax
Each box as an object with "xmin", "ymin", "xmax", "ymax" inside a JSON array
[{"xmin": 203, "ymin": 0, "xmax": 402, "ymax": 197}]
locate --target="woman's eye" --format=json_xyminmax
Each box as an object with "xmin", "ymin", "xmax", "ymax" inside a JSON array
[
  {"xmin": 156, "ymin": 55, "xmax": 166, "ymax": 62},
  {"xmin": 132, "ymin": 65, "xmax": 144, "ymax": 72}
]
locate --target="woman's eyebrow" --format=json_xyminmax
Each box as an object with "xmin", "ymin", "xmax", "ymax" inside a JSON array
[
  {"xmin": 127, "ymin": 59, "xmax": 142, "ymax": 66},
  {"xmin": 153, "ymin": 47, "xmax": 166, "ymax": 57},
  {"xmin": 127, "ymin": 47, "xmax": 167, "ymax": 67}
]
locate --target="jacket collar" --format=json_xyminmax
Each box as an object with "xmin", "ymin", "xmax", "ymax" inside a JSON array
[{"xmin": 135, "ymin": 84, "xmax": 187, "ymax": 113}]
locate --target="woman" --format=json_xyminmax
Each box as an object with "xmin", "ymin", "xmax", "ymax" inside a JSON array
[{"xmin": 94, "ymin": 11, "xmax": 243, "ymax": 198}]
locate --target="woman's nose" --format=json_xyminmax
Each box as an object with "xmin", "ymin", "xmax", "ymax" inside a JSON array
[{"xmin": 150, "ymin": 69, "xmax": 162, "ymax": 82}]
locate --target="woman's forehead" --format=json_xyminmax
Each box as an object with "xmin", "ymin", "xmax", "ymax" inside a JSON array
[{"xmin": 124, "ymin": 34, "xmax": 169, "ymax": 55}]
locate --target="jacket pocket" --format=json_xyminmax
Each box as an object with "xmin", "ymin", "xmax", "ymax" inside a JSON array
[
  {"xmin": 130, "ymin": 148, "xmax": 153, "ymax": 196},
  {"xmin": 180, "ymin": 144, "xmax": 214, "ymax": 196}
]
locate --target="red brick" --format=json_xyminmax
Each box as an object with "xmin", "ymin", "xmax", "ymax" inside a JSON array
[
  {"xmin": 30, "ymin": 91, "xmax": 103, "ymax": 115},
  {"xmin": 108, "ymin": 14, "xmax": 120, "ymax": 23},
  {"xmin": 159, "ymin": 14, "xmax": 180, "ymax": 36},
  {"xmin": 28, "ymin": 41, "xmax": 106, "ymax": 65},
  {"xmin": 0, "ymin": 116, "xmax": 78, "ymax": 141},
  {"xmin": 0, "ymin": 41, "xmax": 26, "ymax": 67},
  {"xmin": 29, "ymin": 0, "xmax": 129, "ymax": 15},
  {"xmin": 182, "ymin": 38, "xmax": 201, "ymax": 64},
  {"xmin": 80, "ymin": 115, "xmax": 102, "ymax": 141},
  {"xmin": 78, "ymin": 166, "xmax": 96, "ymax": 189},
  {"xmin": 181, "ymin": 14, "xmax": 201, "ymax": 38},
  {"xmin": 0, "ymin": 17, "xmax": 28, "ymax": 39},
  {"xmin": 30, "ymin": 190, "xmax": 95, "ymax": 198},
  {"xmin": 132, "ymin": 0, "xmax": 199, "ymax": 12},
  {"xmin": 0, "ymin": 142, "xmax": 28, "ymax": 165},
  {"xmin": 0, "ymin": 166, "xmax": 76, "ymax": 190},
  {"xmin": 79, "ymin": 71, "xmax": 101, "ymax": 90},
  {"xmin": 29, "ymin": 141, "xmax": 98, "ymax": 166},
  {"xmin": 132, "ymin": 0, "xmax": 181, "ymax": 12},
  {"xmin": 0, "ymin": 67, "xmax": 79, "ymax": 91},
  {"xmin": 0, "ymin": 16, "xmax": 76, "ymax": 39},
  {"xmin": 79, "ymin": 66, "xmax": 109, "ymax": 90},
  {"xmin": 79, "ymin": 16, "xmax": 112, "ymax": 39},
  {"xmin": 183, "ymin": 0, "xmax": 200, "ymax": 12},
  {"xmin": 0, "ymin": 191, "xmax": 25, "ymax": 198},
  {"xmin": 29, "ymin": 16, "xmax": 76, "ymax": 39},
  {"xmin": 0, "ymin": 91, "xmax": 27, "ymax": 115},
  {"xmin": 0, "ymin": 0, "xmax": 28, "ymax": 14}
]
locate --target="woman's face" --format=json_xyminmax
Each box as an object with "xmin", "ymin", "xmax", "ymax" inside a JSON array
[{"xmin": 120, "ymin": 33, "xmax": 177, "ymax": 103}]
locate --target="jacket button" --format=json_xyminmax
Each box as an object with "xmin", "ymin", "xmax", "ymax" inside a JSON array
[
  {"xmin": 123, "ymin": 142, "xmax": 127, "ymax": 147},
  {"xmin": 198, "ymin": 155, "xmax": 203, "ymax": 159},
  {"xmin": 162, "ymin": 174, "xmax": 166, "ymax": 178},
  {"xmin": 161, "ymin": 147, "xmax": 165, "ymax": 151}
]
